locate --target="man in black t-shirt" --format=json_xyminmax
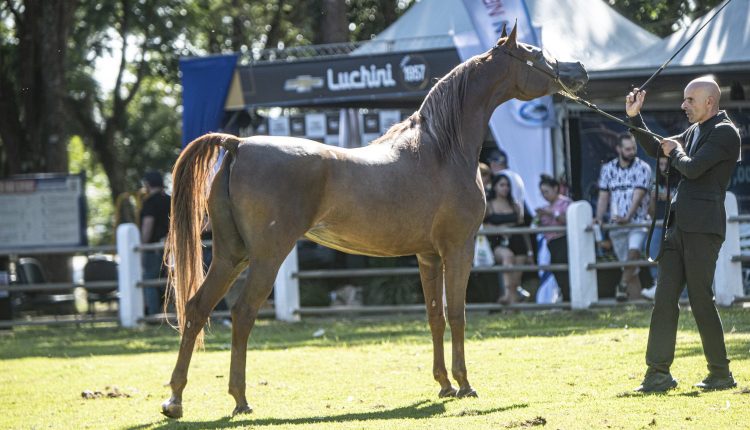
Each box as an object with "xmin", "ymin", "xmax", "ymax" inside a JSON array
[{"xmin": 140, "ymin": 170, "xmax": 171, "ymax": 315}]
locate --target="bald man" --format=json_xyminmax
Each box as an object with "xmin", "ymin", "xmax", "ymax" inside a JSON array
[{"xmin": 625, "ymin": 77, "xmax": 740, "ymax": 393}]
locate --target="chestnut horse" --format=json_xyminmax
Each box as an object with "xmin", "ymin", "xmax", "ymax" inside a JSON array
[{"xmin": 161, "ymin": 24, "xmax": 587, "ymax": 418}]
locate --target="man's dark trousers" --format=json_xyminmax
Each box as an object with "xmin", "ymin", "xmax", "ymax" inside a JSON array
[{"xmin": 646, "ymin": 221, "xmax": 730, "ymax": 377}]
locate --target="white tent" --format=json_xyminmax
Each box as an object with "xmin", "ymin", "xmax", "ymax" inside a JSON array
[
  {"xmin": 598, "ymin": 0, "xmax": 750, "ymax": 77},
  {"xmin": 361, "ymin": 0, "xmax": 660, "ymax": 71}
]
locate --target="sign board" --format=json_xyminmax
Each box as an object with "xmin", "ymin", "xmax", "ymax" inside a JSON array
[
  {"xmin": 229, "ymin": 109, "xmax": 408, "ymax": 147},
  {"xmin": 0, "ymin": 173, "xmax": 87, "ymax": 249},
  {"xmin": 233, "ymin": 48, "xmax": 460, "ymax": 108}
]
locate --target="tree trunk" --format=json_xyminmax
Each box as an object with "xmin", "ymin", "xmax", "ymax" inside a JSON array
[
  {"xmin": 39, "ymin": 1, "xmax": 76, "ymax": 173},
  {"xmin": 382, "ymin": 0, "xmax": 398, "ymax": 28},
  {"xmin": 318, "ymin": 0, "xmax": 348, "ymax": 44},
  {"xmin": 0, "ymin": 0, "xmax": 76, "ymax": 176},
  {"xmin": 94, "ymin": 129, "xmax": 128, "ymax": 202},
  {"xmin": 265, "ymin": 0, "xmax": 286, "ymax": 50}
]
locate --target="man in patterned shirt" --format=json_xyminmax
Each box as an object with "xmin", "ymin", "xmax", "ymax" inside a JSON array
[{"xmin": 594, "ymin": 133, "xmax": 652, "ymax": 301}]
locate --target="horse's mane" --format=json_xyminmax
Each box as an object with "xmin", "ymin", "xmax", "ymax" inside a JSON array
[{"xmin": 370, "ymin": 56, "xmax": 483, "ymax": 161}]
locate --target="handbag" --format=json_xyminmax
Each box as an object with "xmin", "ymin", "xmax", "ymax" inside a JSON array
[{"xmin": 473, "ymin": 230, "xmax": 495, "ymax": 267}]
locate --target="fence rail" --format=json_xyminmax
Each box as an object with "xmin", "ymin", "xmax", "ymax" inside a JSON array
[{"xmin": 0, "ymin": 244, "xmax": 117, "ymax": 257}]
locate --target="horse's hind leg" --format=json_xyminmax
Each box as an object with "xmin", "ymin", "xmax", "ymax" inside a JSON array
[
  {"xmin": 443, "ymin": 242, "xmax": 478, "ymax": 398},
  {"xmin": 417, "ymin": 252, "xmax": 457, "ymax": 397},
  {"xmin": 227, "ymin": 255, "xmax": 287, "ymax": 416},
  {"xmin": 162, "ymin": 256, "xmax": 245, "ymax": 419}
]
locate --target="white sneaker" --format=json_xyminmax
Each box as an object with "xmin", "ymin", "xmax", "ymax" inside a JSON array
[{"xmin": 641, "ymin": 285, "xmax": 657, "ymax": 300}]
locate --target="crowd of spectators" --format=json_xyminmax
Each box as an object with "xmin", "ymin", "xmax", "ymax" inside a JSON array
[{"xmin": 477, "ymin": 144, "xmax": 663, "ymax": 304}]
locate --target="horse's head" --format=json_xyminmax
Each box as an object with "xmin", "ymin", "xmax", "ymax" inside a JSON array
[{"xmin": 491, "ymin": 23, "xmax": 588, "ymax": 101}]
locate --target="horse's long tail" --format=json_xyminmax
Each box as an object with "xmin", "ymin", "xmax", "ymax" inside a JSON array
[{"xmin": 165, "ymin": 133, "xmax": 240, "ymax": 348}]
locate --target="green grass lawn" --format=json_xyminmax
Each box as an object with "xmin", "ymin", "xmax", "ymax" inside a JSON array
[{"xmin": 1, "ymin": 307, "xmax": 749, "ymax": 429}]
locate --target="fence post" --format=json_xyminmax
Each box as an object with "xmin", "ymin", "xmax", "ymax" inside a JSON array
[
  {"xmin": 274, "ymin": 243, "xmax": 300, "ymax": 322},
  {"xmin": 566, "ymin": 201, "xmax": 598, "ymax": 309},
  {"xmin": 117, "ymin": 223, "xmax": 144, "ymax": 327},
  {"xmin": 714, "ymin": 192, "xmax": 742, "ymax": 306}
]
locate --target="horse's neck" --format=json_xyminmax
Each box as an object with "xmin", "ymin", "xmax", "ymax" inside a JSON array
[
  {"xmin": 415, "ymin": 58, "xmax": 514, "ymax": 168},
  {"xmin": 456, "ymin": 63, "xmax": 514, "ymax": 162}
]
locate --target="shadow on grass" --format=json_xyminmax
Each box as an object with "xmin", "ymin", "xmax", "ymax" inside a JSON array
[
  {"xmin": 675, "ymin": 341, "xmax": 749, "ymax": 361},
  {"xmin": 128, "ymin": 400, "xmax": 528, "ymax": 430},
  {"xmin": 1, "ymin": 308, "xmax": 748, "ymax": 360},
  {"xmin": 616, "ymin": 391, "xmax": 673, "ymax": 398},
  {"xmin": 676, "ymin": 390, "xmax": 702, "ymax": 397}
]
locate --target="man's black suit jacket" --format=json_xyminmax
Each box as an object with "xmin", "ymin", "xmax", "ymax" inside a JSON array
[{"xmin": 629, "ymin": 111, "xmax": 740, "ymax": 239}]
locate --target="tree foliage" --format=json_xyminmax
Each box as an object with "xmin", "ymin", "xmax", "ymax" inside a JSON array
[{"xmin": 607, "ymin": 0, "xmax": 724, "ymax": 37}]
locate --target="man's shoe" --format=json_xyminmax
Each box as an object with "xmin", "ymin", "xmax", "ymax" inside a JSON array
[
  {"xmin": 634, "ymin": 372, "xmax": 678, "ymax": 393},
  {"xmin": 641, "ymin": 285, "xmax": 656, "ymax": 300},
  {"xmin": 695, "ymin": 373, "xmax": 737, "ymax": 391},
  {"xmin": 615, "ymin": 283, "xmax": 628, "ymax": 302}
]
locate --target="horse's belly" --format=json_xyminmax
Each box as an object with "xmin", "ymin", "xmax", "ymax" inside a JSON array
[{"xmin": 304, "ymin": 223, "xmax": 429, "ymax": 257}]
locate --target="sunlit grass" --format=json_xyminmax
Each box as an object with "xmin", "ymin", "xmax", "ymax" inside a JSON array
[{"xmin": 0, "ymin": 307, "xmax": 748, "ymax": 429}]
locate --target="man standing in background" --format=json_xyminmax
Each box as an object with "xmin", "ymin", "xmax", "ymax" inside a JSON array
[
  {"xmin": 140, "ymin": 170, "xmax": 171, "ymax": 316},
  {"xmin": 595, "ymin": 133, "xmax": 652, "ymax": 301}
]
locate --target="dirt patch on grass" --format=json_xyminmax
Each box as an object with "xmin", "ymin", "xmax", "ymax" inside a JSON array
[{"xmin": 81, "ymin": 386, "xmax": 131, "ymax": 399}]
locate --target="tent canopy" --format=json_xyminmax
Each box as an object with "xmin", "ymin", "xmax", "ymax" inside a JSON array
[
  {"xmin": 597, "ymin": 0, "xmax": 750, "ymax": 77},
  {"xmin": 362, "ymin": 0, "xmax": 660, "ymax": 71},
  {"xmin": 585, "ymin": 0, "xmax": 750, "ymax": 106}
]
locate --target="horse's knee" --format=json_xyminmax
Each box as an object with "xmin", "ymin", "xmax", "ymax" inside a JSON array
[
  {"xmin": 446, "ymin": 314, "xmax": 465, "ymax": 328},
  {"xmin": 231, "ymin": 300, "xmax": 253, "ymax": 319},
  {"xmin": 427, "ymin": 312, "xmax": 446, "ymax": 330},
  {"xmin": 185, "ymin": 294, "xmax": 212, "ymax": 320}
]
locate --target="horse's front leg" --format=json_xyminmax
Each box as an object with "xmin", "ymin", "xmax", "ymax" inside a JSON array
[
  {"xmin": 417, "ymin": 252, "xmax": 456, "ymax": 397},
  {"xmin": 443, "ymin": 241, "xmax": 478, "ymax": 398}
]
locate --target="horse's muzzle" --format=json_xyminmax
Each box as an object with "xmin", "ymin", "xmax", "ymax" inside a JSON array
[{"xmin": 558, "ymin": 61, "xmax": 588, "ymax": 93}]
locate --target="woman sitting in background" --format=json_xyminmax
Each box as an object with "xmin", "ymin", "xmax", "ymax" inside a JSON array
[
  {"xmin": 484, "ymin": 174, "xmax": 532, "ymax": 304},
  {"xmin": 535, "ymin": 174, "xmax": 573, "ymax": 301}
]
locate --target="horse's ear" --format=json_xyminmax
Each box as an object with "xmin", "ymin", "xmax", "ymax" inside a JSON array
[
  {"xmin": 495, "ymin": 23, "xmax": 509, "ymax": 46},
  {"xmin": 507, "ymin": 20, "xmax": 518, "ymax": 47}
]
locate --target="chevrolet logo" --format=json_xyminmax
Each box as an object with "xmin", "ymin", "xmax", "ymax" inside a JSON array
[{"xmin": 284, "ymin": 75, "xmax": 324, "ymax": 93}]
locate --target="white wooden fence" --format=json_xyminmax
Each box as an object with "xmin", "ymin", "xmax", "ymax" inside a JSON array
[{"xmin": 114, "ymin": 193, "xmax": 746, "ymax": 323}]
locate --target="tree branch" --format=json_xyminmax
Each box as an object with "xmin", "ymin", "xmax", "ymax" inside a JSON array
[
  {"xmin": 4, "ymin": 0, "xmax": 21, "ymax": 24},
  {"xmin": 112, "ymin": 0, "xmax": 130, "ymax": 119}
]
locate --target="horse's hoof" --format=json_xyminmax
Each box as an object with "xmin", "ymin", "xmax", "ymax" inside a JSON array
[
  {"xmin": 232, "ymin": 404, "xmax": 253, "ymax": 416},
  {"xmin": 457, "ymin": 387, "xmax": 478, "ymax": 398},
  {"xmin": 161, "ymin": 399, "xmax": 183, "ymax": 419},
  {"xmin": 438, "ymin": 386, "xmax": 458, "ymax": 398}
]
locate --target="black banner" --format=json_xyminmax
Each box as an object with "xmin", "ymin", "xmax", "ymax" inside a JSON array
[{"xmin": 235, "ymin": 48, "xmax": 460, "ymax": 107}]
